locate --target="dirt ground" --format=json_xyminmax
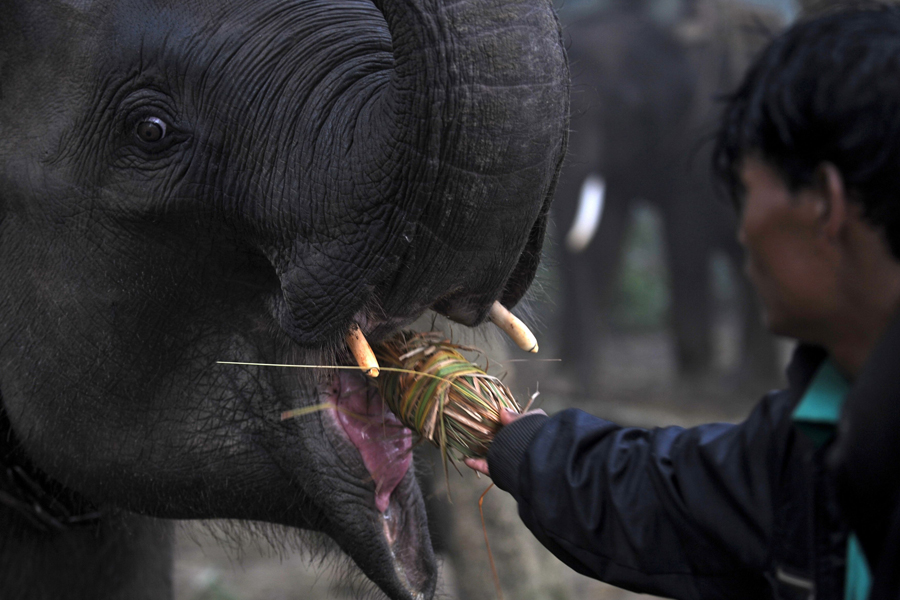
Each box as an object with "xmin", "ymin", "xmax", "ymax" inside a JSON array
[{"xmin": 173, "ymin": 327, "xmax": 790, "ymax": 600}]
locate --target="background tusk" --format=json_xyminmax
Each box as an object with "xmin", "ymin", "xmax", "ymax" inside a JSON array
[
  {"xmin": 345, "ymin": 324, "xmax": 380, "ymax": 377},
  {"xmin": 565, "ymin": 174, "xmax": 605, "ymax": 254},
  {"xmin": 489, "ymin": 301, "xmax": 539, "ymax": 353}
]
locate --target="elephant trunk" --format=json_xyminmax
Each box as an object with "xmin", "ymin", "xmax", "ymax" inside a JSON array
[
  {"xmin": 367, "ymin": 0, "xmax": 569, "ymax": 323},
  {"xmin": 273, "ymin": 0, "xmax": 568, "ymax": 346}
]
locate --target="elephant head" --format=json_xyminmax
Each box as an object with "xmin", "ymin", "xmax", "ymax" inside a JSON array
[{"xmin": 0, "ymin": 0, "xmax": 568, "ymax": 598}]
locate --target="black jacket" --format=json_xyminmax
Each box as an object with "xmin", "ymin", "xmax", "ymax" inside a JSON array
[
  {"xmin": 828, "ymin": 314, "xmax": 900, "ymax": 600},
  {"xmin": 487, "ymin": 345, "xmax": 852, "ymax": 600}
]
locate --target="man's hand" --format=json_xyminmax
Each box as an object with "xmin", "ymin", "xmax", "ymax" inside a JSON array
[{"xmin": 463, "ymin": 408, "xmax": 547, "ymax": 476}]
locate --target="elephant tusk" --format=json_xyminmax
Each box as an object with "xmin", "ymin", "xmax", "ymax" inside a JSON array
[
  {"xmin": 565, "ymin": 175, "xmax": 606, "ymax": 254},
  {"xmin": 346, "ymin": 324, "xmax": 380, "ymax": 378},
  {"xmin": 489, "ymin": 301, "xmax": 539, "ymax": 353}
]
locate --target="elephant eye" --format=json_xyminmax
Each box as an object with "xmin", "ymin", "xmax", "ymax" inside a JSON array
[{"xmin": 135, "ymin": 117, "xmax": 167, "ymax": 143}]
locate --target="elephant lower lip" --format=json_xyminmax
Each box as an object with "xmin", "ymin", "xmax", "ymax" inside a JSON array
[{"xmin": 327, "ymin": 371, "xmax": 412, "ymax": 513}]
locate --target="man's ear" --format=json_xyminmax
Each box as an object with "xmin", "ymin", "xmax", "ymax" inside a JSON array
[{"xmin": 811, "ymin": 162, "xmax": 849, "ymax": 240}]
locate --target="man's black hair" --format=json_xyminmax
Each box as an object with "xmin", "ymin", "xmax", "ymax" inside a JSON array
[{"xmin": 713, "ymin": 3, "xmax": 900, "ymax": 259}]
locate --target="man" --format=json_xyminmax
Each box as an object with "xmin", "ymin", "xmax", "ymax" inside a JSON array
[{"xmin": 466, "ymin": 6, "xmax": 900, "ymax": 599}]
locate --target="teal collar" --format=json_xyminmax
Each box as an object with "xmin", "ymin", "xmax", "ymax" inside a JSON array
[
  {"xmin": 791, "ymin": 359, "xmax": 871, "ymax": 600},
  {"xmin": 792, "ymin": 359, "xmax": 851, "ymax": 427}
]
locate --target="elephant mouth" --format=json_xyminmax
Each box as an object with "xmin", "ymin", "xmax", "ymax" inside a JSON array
[
  {"xmin": 323, "ymin": 370, "xmax": 413, "ymax": 514},
  {"xmin": 315, "ymin": 366, "xmax": 434, "ymax": 597}
]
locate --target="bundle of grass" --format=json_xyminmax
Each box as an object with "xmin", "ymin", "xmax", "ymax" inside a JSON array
[{"xmin": 373, "ymin": 331, "xmax": 522, "ymax": 463}]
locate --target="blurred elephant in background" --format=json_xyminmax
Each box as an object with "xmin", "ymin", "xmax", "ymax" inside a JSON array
[{"xmin": 551, "ymin": 0, "xmax": 786, "ymax": 391}]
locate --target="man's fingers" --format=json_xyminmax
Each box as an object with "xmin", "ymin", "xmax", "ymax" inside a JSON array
[
  {"xmin": 500, "ymin": 409, "xmax": 519, "ymax": 425},
  {"xmin": 501, "ymin": 407, "xmax": 546, "ymax": 425},
  {"xmin": 464, "ymin": 409, "xmax": 547, "ymax": 476},
  {"xmin": 464, "ymin": 457, "xmax": 490, "ymax": 476}
]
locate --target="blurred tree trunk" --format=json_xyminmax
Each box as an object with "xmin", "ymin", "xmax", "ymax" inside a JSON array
[{"xmin": 432, "ymin": 458, "xmax": 574, "ymax": 600}]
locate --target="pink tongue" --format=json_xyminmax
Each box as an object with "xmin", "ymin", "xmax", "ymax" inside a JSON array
[{"xmin": 332, "ymin": 372, "xmax": 412, "ymax": 513}]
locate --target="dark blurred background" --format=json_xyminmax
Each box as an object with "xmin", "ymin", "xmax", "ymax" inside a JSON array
[{"xmin": 544, "ymin": 0, "xmax": 794, "ymax": 401}]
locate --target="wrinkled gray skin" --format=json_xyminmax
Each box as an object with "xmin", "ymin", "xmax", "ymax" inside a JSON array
[{"xmin": 0, "ymin": 1, "xmax": 568, "ymax": 598}]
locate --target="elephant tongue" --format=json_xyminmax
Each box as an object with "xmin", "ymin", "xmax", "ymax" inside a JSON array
[{"xmin": 332, "ymin": 372, "xmax": 412, "ymax": 513}]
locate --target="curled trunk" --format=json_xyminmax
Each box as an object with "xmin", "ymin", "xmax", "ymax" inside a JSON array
[{"xmin": 276, "ymin": 0, "xmax": 569, "ymax": 343}]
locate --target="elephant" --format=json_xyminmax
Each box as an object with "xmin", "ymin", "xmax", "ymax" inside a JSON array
[
  {"xmin": 0, "ymin": 1, "xmax": 569, "ymax": 599},
  {"xmin": 550, "ymin": 0, "xmax": 784, "ymax": 391}
]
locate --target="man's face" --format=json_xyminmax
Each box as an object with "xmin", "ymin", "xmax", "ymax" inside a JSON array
[{"xmin": 738, "ymin": 157, "xmax": 839, "ymax": 341}]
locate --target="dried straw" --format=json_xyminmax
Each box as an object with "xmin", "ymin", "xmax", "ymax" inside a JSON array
[{"xmin": 374, "ymin": 332, "xmax": 521, "ymax": 463}]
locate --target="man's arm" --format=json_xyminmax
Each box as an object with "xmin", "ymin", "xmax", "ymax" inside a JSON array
[{"xmin": 477, "ymin": 394, "xmax": 796, "ymax": 600}]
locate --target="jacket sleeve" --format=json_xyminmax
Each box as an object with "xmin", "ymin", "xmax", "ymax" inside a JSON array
[{"xmin": 485, "ymin": 394, "xmax": 795, "ymax": 600}]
